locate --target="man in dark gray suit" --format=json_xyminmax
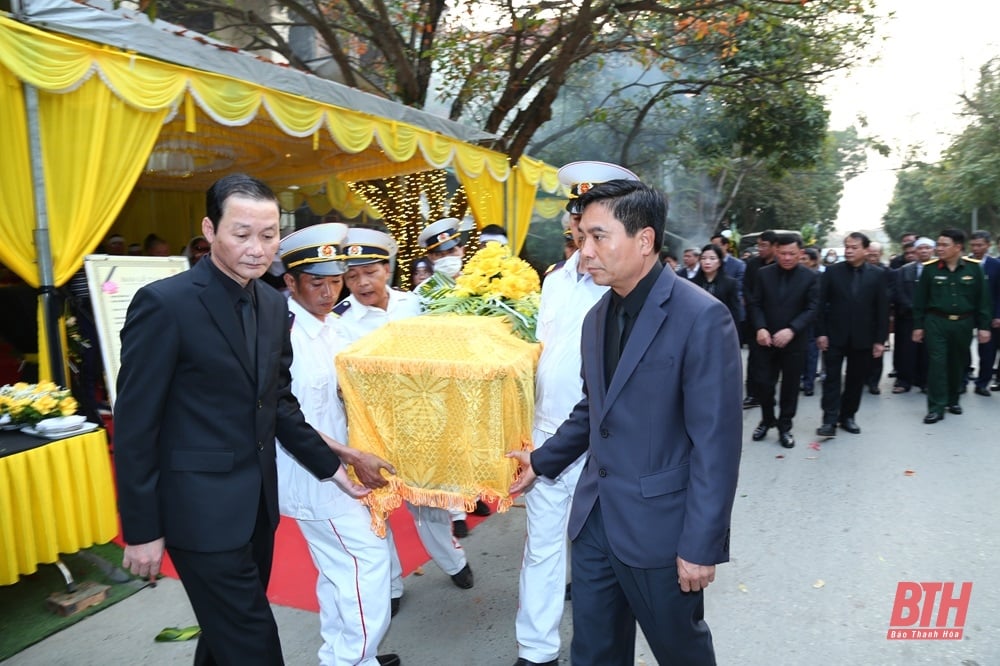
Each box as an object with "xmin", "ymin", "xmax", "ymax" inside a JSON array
[
  {"xmin": 509, "ymin": 180, "xmax": 742, "ymax": 666},
  {"xmin": 115, "ymin": 174, "xmax": 377, "ymax": 665}
]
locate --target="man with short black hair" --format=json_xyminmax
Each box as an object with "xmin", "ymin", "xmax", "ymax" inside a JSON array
[
  {"xmin": 913, "ymin": 228, "xmax": 993, "ymax": 423},
  {"xmin": 966, "ymin": 230, "xmax": 1000, "ymax": 396},
  {"xmin": 115, "ymin": 174, "xmax": 369, "ymax": 665},
  {"xmin": 509, "ymin": 179, "xmax": 741, "ymax": 666},
  {"xmin": 815, "ymin": 232, "xmax": 890, "ymax": 437},
  {"xmin": 742, "ymin": 230, "xmax": 778, "ymax": 408},
  {"xmin": 749, "ymin": 234, "xmax": 818, "ymax": 448}
]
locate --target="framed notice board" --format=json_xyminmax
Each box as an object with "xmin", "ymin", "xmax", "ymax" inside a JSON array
[{"xmin": 84, "ymin": 255, "xmax": 190, "ymax": 408}]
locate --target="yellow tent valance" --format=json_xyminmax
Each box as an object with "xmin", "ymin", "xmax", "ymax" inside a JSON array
[{"xmin": 0, "ymin": 15, "xmax": 512, "ymax": 184}]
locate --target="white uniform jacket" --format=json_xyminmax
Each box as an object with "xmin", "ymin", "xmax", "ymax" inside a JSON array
[
  {"xmin": 534, "ymin": 251, "xmax": 608, "ymax": 433},
  {"xmin": 276, "ymin": 297, "xmax": 351, "ymax": 520}
]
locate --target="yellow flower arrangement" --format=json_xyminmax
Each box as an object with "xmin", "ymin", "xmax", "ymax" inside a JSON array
[
  {"xmin": 0, "ymin": 381, "xmax": 79, "ymax": 426},
  {"xmin": 421, "ymin": 243, "xmax": 541, "ymax": 342}
]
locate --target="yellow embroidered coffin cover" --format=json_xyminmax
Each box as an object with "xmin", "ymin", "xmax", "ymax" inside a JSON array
[{"xmin": 336, "ymin": 314, "xmax": 540, "ymax": 535}]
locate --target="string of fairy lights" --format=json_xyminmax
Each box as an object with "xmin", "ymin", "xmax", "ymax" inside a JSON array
[{"xmin": 348, "ymin": 170, "xmax": 485, "ymax": 288}]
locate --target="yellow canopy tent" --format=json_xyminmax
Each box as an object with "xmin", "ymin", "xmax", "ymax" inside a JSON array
[{"xmin": 0, "ymin": 0, "xmax": 561, "ymax": 382}]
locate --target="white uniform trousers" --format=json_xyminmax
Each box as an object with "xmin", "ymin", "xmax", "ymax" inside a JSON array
[
  {"xmin": 297, "ymin": 509, "xmax": 392, "ymax": 666},
  {"xmin": 387, "ymin": 503, "xmax": 468, "ymax": 596},
  {"xmin": 515, "ymin": 427, "xmax": 586, "ymax": 662}
]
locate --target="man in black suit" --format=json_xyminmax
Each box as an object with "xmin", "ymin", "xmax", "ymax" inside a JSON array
[
  {"xmin": 815, "ymin": 232, "xmax": 890, "ymax": 437},
  {"xmin": 741, "ymin": 230, "xmax": 777, "ymax": 408},
  {"xmin": 115, "ymin": 174, "xmax": 378, "ymax": 665},
  {"xmin": 891, "ymin": 238, "xmax": 933, "ymax": 393},
  {"xmin": 749, "ymin": 234, "xmax": 819, "ymax": 448}
]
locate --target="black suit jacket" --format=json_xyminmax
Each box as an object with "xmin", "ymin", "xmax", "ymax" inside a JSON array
[
  {"xmin": 816, "ymin": 261, "xmax": 890, "ymax": 350},
  {"xmin": 893, "ymin": 261, "xmax": 920, "ymax": 319},
  {"xmin": 749, "ymin": 263, "xmax": 818, "ymax": 351},
  {"xmin": 691, "ymin": 270, "xmax": 741, "ymax": 325},
  {"xmin": 114, "ymin": 258, "xmax": 341, "ymax": 552}
]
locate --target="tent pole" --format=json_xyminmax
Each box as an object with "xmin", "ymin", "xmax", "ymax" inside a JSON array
[{"xmin": 23, "ymin": 81, "xmax": 67, "ymax": 387}]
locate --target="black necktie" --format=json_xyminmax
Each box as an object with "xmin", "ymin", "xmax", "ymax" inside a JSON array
[{"xmin": 239, "ymin": 290, "xmax": 257, "ymax": 367}]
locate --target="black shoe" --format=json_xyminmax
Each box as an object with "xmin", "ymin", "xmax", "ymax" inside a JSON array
[
  {"xmin": 565, "ymin": 582, "xmax": 571, "ymax": 601},
  {"xmin": 451, "ymin": 563, "xmax": 474, "ymax": 589},
  {"xmin": 391, "ymin": 596, "xmax": 401, "ymax": 617},
  {"xmin": 779, "ymin": 431, "xmax": 795, "ymax": 448},
  {"xmin": 947, "ymin": 404, "xmax": 963, "ymax": 415},
  {"xmin": 839, "ymin": 418, "xmax": 861, "ymax": 434},
  {"xmin": 742, "ymin": 396, "xmax": 760, "ymax": 409},
  {"xmin": 513, "ymin": 659, "xmax": 559, "ymax": 666},
  {"xmin": 991, "ymin": 382, "xmax": 1000, "ymax": 391},
  {"xmin": 377, "ymin": 655, "xmax": 401, "ymax": 666},
  {"xmin": 975, "ymin": 386, "xmax": 992, "ymax": 397},
  {"xmin": 923, "ymin": 412, "xmax": 944, "ymax": 424},
  {"xmin": 452, "ymin": 519, "xmax": 469, "ymax": 539},
  {"xmin": 888, "ymin": 370, "xmax": 897, "ymax": 378},
  {"xmin": 803, "ymin": 388, "xmax": 814, "ymax": 396},
  {"xmin": 868, "ymin": 384, "xmax": 881, "ymax": 395},
  {"xmin": 816, "ymin": 424, "xmax": 837, "ymax": 438},
  {"xmin": 472, "ymin": 499, "xmax": 492, "ymax": 516},
  {"xmin": 751, "ymin": 422, "xmax": 773, "ymax": 441}
]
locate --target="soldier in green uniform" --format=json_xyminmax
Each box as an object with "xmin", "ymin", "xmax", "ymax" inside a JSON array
[{"xmin": 912, "ymin": 228, "xmax": 993, "ymax": 423}]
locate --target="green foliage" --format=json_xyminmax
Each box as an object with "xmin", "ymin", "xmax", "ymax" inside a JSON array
[
  {"xmin": 883, "ymin": 165, "xmax": 970, "ymax": 241},
  {"xmin": 884, "ymin": 58, "xmax": 1000, "ymax": 240}
]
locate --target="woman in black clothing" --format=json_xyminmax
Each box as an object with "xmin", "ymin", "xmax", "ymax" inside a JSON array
[{"xmin": 691, "ymin": 243, "xmax": 741, "ymax": 324}]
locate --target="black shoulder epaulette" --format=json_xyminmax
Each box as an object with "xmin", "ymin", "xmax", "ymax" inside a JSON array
[
  {"xmin": 287, "ymin": 311, "xmax": 296, "ymax": 331},
  {"xmin": 332, "ymin": 300, "xmax": 351, "ymax": 316},
  {"xmin": 544, "ymin": 259, "xmax": 566, "ymax": 277}
]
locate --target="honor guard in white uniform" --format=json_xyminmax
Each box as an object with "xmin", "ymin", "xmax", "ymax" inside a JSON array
[
  {"xmin": 334, "ymin": 227, "xmax": 475, "ymax": 614},
  {"xmin": 274, "ymin": 224, "xmax": 400, "ymax": 666},
  {"xmin": 513, "ymin": 161, "xmax": 639, "ymax": 666}
]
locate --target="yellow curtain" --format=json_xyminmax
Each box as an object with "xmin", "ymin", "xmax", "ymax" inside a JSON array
[
  {"xmin": 0, "ymin": 64, "xmax": 37, "ymax": 284},
  {"xmin": 506, "ymin": 158, "xmax": 561, "ymax": 255},
  {"xmin": 457, "ymin": 167, "xmax": 506, "ymax": 231},
  {"xmin": 40, "ymin": 77, "xmax": 169, "ymax": 286}
]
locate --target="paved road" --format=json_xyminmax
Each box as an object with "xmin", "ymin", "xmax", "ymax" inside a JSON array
[{"xmin": 7, "ymin": 369, "xmax": 999, "ymax": 665}]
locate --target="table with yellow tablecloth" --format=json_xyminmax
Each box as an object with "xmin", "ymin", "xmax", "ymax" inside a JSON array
[
  {"xmin": 336, "ymin": 315, "xmax": 540, "ymax": 536},
  {"xmin": 0, "ymin": 428, "xmax": 117, "ymax": 586}
]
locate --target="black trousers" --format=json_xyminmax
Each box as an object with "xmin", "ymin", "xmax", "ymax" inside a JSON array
[
  {"xmin": 821, "ymin": 346, "xmax": 872, "ymax": 425},
  {"xmin": 168, "ymin": 493, "xmax": 282, "ymax": 666},
  {"xmin": 893, "ymin": 317, "xmax": 928, "ymax": 389},
  {"xmin": 974, "ymin": 325, "xmax": 1000, "ymax": 388},
  {"xmin": 752, "ymin": 345, "xmax": 804, "ymax": 432}
]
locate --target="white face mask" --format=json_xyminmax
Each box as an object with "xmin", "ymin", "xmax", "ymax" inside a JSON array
[{"xmin": 433, "ymin": 255, "xmax": 463, "ymax": 278}]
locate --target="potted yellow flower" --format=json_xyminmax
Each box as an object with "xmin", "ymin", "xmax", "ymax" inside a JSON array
[{"xmin": 0, "ymin": 381, "xmax": 79, "ymax": 427}]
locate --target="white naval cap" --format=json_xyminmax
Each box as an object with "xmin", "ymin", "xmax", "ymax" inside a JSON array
[
  {"xmin": 557, "ymin": 161, "xmax": 640, "ymax": 214},
  {"xmin": 278, "ymin": 223, "xmax": 349, "ymax": 276},
  {"xmin": 342, "ymin": 227, "xmax": 398, "ymax": 266},
  {"xmin": 417, "ymin": 217, "xmax": 462, "ymax": 253}
]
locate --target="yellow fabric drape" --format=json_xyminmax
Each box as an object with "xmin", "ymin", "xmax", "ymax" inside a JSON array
[
  {"xmin": 0, "ymin": 64, "xmax": 37, "ymax": 283},
  {"xmin": 0, "ymin": 429, "xmax": 117, "ymax": 586},
  {"xmin": 40, "ymin": 76, "xmax": 169, "ymax": 286},
  {"xmin": 458, "ymin": 167, "xmax": 506, "ymax": 232},
  {"xmin": 506, "ymin": 158, "xmax": 561, "ymax": 255},
  {"xmin": 336, "ymin": 315, "xmax": 539, "ymax": 536}
]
